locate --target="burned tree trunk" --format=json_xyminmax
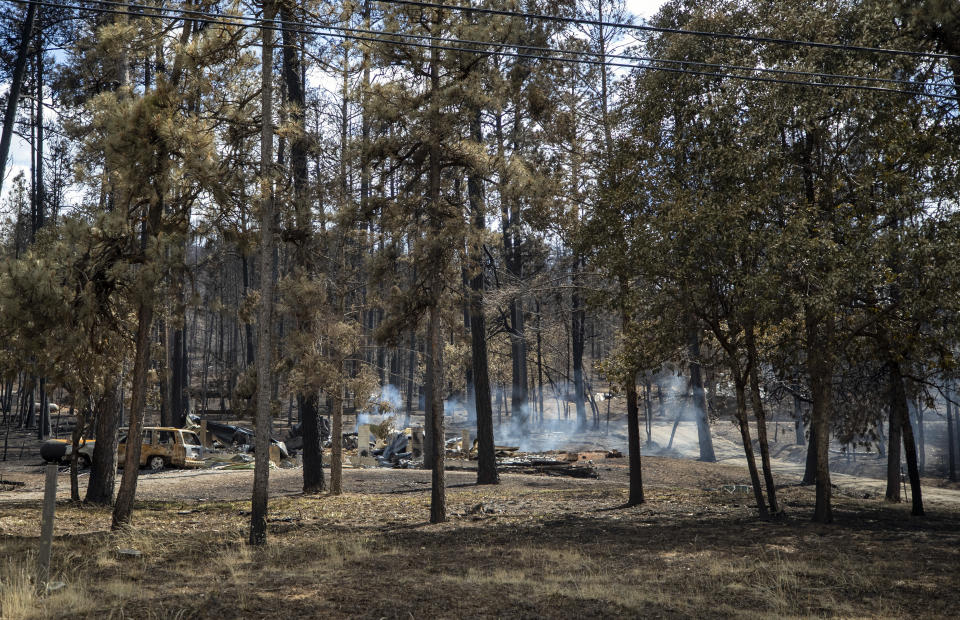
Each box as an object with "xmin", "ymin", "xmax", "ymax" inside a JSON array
[
  {"xmin": 0, "ymin": 1, "xmax": 36, "ymax": 197},
  {"xmin": 806, "ymin": 312, "xmax": 833, "ymax": 524},
  {"xmin": 572, "ymin": 255, "xmax": 587, "ymax": 429},
  {"xmin": 249, "ymin": 3, "xmax": 277, "ymax": 546},
  {"xmin": 281, "ymin": 0, "xmax": 323, "ymax": 495},
  {"xmin": 330, "ymin": 386, "xmax": 343, "ymax": 495},
  {"xmin": 901, "ymin": 405, "xmax": 924, "ymax": 516},
  {"xmin": 889, "ymin": 360, "xmax": 923, "ymax": 515},
  {"xmin": 947, "ymin": 386, "xmax": 956, "ymax": 482},
  {"xmin": 625, "ymin": 371, "xmax": 643, "ymax": 506},
  {"xmin": 793, "ymin": 392, "xmax": 805, "ymax": 446},
  {"xmin": 687, "ymin": 327, "xmax": 716, "ymax": 462},
  {"xmin": 300, "ymin": 394, "xmax": 325, "ymax": 493},
  {"xmin": 171, "ymin": 325, "xmax": 188, "ymax": 428},
  {"xmin": 426, "ymin": 306, "xmax": 445, "ymax": 523},
  {"xmin": 112, "ymin": 287, "xmax": 158, "ymax": 529},
  {"xmin": 618, "ymin": 280, "xmax": 643, "ymax": 506},
  {"xmin": 886, "ymin": 389, "xmax": 903, "ymax": 501},
  {"xmin": 802, "ymin": 423, "xmax": 817, "ymax": 485},
  {"xmin": 746, "ymin": 326, "xmax": 777, "ymax": 514},
  {"xmin": 468, "ymin": 108, "xmax": 497, "ymax": 486},
  {"xmin": 733, "ymin": 374, "xmax": 768, "ymax": 519},
  {"xmin": 86, "ymin": 376, "xmax": 120, "ymax": 505}
]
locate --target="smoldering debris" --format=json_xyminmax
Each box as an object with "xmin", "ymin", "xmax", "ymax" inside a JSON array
[{"xmin": 495, "ymin": 456, "xmax": 600, "ymax": 479}]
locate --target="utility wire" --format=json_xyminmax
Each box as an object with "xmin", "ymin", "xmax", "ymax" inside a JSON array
[
  {"xmin": 377, "ymin": 0, "xmax": 960, "ymax": 61},
  {"xmin": 11, "ymin": 0, "xmax": 958, "ymax": 100},
  {"xmin": 64, "ymin": 0, "xmax": 944, "ymax": 90}
]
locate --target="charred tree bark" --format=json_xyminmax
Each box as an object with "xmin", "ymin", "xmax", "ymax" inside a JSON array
[
  {"xmin": 915, "ymin": 401, "xmax": 925, "ymax": 475},
  {"xmin": 572, "ymin": 255, "xmax": 587, "ymax": 429},
  {"xmin": 38, "ymin": 377, "xmax": 49, "ymax": 440},
  {"xmin": 22, "ymin": 376, "xmax": 35, "ymax": 429},
  {"xmin": 68, "ymin": 406, "xmax": 85, "ymax": 501},
  {"xmin": 0, "ymin": 1, "xmax": 36, "ymax": 197},
  {"xmin": 746, "ymin": 325, "xmax": 777, "ymax": 514},
  {"xmin": 733, "ymin": 374, "xmax": 768, "ymax": 518},
  {"xmin": 171, "ymin": 324, "xmax": 188, "ymax": 427},
  {"xmin": 889, "ymin": 359, "xmax": 923, "ymax": 516},
  {"xmin": 300, "ymin": 394, "xmax": 325, "ymax": 493},
  {"xmin": 85, "ymin": 376, "xmax": 120, "ymax": 505},
  {"xmin": 281, "ymin": 0, "xmax": 323, "ymax": 494},
  {"xmin": 405, "ymin": 327, "xmax": 416, "ymax": 423},
  {"xmin": 536, "ymin": 301, "xmax": 545, "ymax": 424},
  {"xmin": 249, "ymin": 3, "xmax": 277, "ymax": 546},
  {"xmin": 427, "ymin": 306, "xmax": 446, "ymax": 523},
  {"xmin": 330, "ymin": 386, "xmax": 343, "ymax": 495},
  {"xmin": 806, "ymin": 311, "xmax": 833, "ymax": 523},
  {"xmin": 112, "ymin": 276, "xmax": 159, "ymax": 529},
  {"xmin": 33, "ymin": 25, "xmax": 46, "ymax": 242},
  {"xmin": 508, "ymin": 297, "xmax": 528, "ymax": 423},
  {"xmin": 793, "ymin": 392, "xmax": 805, "ymax": 446},
  {"xmin": 625, "ymin": 372, "xmax": 643, "ymax": 506},
  {"xmin": 159, "ymin": 319, "xmax": 172, "ymax": 427},
  {"xmin": 687, "ymin": 327, "xmax": 716, "ymax": 462},
  {"xmin": 468, "ymin": 108, "xmax": 497, "ymax": 486},
  {"xmin": 497, "ymin": 108, "xmax": 528, "ymax": 425},
  {"xmin": 802, "ymin": 423, "xmax": 817, "ymax": 485},
  {"xmin": 947, "ymin": 386, "xmax": 956, "ymax": 482},
  {"xmin": 643, "ymin": 377, "xmax": 653, "ymax": 444},
  {"xmin": 619, "ymin": 279, "xmax": 643, "ymax": 505},
  {"xmin": 242, "ymin": 255, "xmax": 255, "ymax": 368},
  {"xmin": 425, "ymin": 28, "xmax": 446, "ymax": 523},
  {"xmin": 886, "ymin": 387, "xmax": 903, "ymax": 502},
  {"xmin": 901, "ymin": 407, "xmax": 924, "ymax": 517}
]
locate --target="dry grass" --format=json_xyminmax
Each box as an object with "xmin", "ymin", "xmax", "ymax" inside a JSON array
[
  {"xmin": 0, "ymin": 554, "xmax": 97, "ymax": 620},
  {"xmin": 1, "ymin": 460, "xmax": 958, "ymax": 619}
]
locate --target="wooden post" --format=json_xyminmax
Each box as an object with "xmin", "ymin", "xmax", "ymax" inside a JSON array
[
  {"xmin": 37, "ymin": 462, "xmax": 57, "ymax": 587},
  {"xmin": 358, "ymin": 424, "xmax": 370, "ymax": 455},
  {"xmin": 200, "ymin": 419, "xmax": 211, "ymax": 448}
]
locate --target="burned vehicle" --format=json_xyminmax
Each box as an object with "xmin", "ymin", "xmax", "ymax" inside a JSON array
[
  {"xmin": 41, "ymin": 427, "xmax": 204, "ymax": 471},
  {"xmin": 40, "ymin": 438, "xmax": 95, "ymax": 468},
  {"xmin": 118, "ymin": 427, "xmax": 205, "ymax": 471},
  {"xmin": 202, "ymin": 420, "xmax": 289, "ymax": 458}
]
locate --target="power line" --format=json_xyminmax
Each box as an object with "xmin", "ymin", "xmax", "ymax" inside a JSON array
[
  {"xmin": 12, "ymin": 0, "xmax": 958, "ymax": 101},
  {"xmin": 377, "ymin": 0, "xmax": 960, "ymax": 61},
  {"xmin": 54, "ymin": 0, "xmax": 941, "ymax": 91}
]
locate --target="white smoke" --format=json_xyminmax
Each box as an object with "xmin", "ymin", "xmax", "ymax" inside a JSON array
[
  {"xmin": 355, "ymin": 412, "xmax": 389, "ymax": 436},
  {"xmin": 368, "ymin": 384, "xmax": 403, "ymax": 414}
]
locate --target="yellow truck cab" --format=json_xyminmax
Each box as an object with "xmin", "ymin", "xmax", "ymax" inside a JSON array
[{"xmin": 118, "ymin": 427, "xmax": 204, "ymax": 471}]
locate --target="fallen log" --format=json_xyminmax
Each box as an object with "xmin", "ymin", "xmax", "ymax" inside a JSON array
[{"xmin": 498, "ymin": 458, "xmax": 600, "ymax": 479}]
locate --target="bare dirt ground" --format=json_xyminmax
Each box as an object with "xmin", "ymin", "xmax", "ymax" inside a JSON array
[
  {"xmin": 4, "ymin": 418, "xmax": 959, "ymax": 507},
  {"xmin": 2, "ymin": 457, "xmax": 959, "ymax": 619},
  {"xmin": 2, "ymin": 413, "xmax": 960, "ymax": 619}
]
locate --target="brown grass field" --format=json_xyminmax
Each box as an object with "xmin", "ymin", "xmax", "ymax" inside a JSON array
[{"xmin": 1, "ymin": 455, "xmax": 959, "ymax": 619}]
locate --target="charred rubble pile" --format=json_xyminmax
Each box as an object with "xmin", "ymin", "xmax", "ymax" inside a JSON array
[
  {"xmin": 195, "ymin": 414, "xmax": 619, "ymax": 478},
  {"xmin": 347, "ymin": 418, "xmax": 614, "ymax": 478}
]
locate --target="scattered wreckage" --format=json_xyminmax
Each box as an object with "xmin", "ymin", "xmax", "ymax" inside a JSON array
[
  {"xmin": 197, "ymin": 419, "xmax": 289, "ymax": 459},
  {"xmin": 344, "ymin": 419, "xmax": 614, "ymax": 478},
  {"xmin": 40, "ymin": 412, "xmax": 619, "ymax": 479}
]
